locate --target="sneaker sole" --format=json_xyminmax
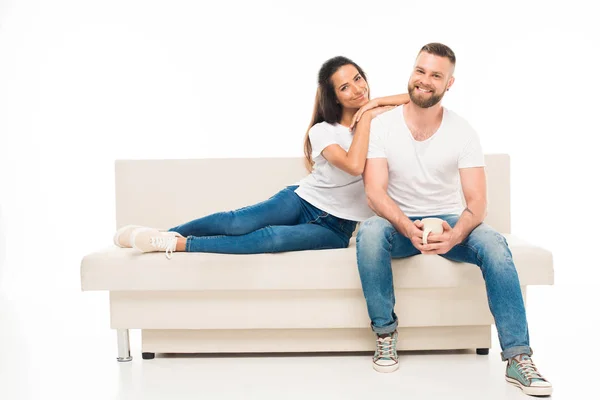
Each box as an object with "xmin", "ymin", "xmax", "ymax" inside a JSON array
[
  {"xmin": 372, "ymin": 362, "xmax": 399, "ymax": 373},
  {"xmin": 505, "ymin": 376, "xmax": 553, "ymax": 396}
]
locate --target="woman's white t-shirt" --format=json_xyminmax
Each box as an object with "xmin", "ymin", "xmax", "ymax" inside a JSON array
[{"xmin": 294, "ymin": 122, "xmax": 375, "ymax": 222}]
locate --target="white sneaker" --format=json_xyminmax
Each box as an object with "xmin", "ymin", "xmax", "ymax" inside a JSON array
[
  {"xmin": 131, "ymin": 228, "xmax": 179, "ymax": 259},
  {"xmin": 113, "ymin": 225, "xmax": 144, "ymax": 248},
  {"xmin": 372, "ymin": 331, "xmax": 399, "ymax": 373},
  {"xmin": 114, "ymin": 225, "xmax": 181, "ymax": 248}
]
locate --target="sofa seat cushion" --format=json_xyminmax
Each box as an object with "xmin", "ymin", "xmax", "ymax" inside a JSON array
[{"xmin": 80, "ymin": 234, "xmax": 553, "ymax": 291}]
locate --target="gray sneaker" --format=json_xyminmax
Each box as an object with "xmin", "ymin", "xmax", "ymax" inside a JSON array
[
  {"xmin": 372, "ymin": 331, "xmax": 399, "ymax": 373},
  {"xmin": 505, "ymin": 354, "xmax": 552, "ymax": 396}
]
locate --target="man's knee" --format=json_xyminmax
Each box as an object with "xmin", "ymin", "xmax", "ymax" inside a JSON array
[
  {"xmin": 357, "ymin": 216, "xmax": 394, "ymax": 247},
  {"xmin": 470, "ymin": 224, "xmax": 512, "ymax": 263}
]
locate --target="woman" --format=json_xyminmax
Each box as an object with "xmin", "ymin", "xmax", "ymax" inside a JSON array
[{"xmin": 114, "ymin": 56, "xmax": 410, "ymax": 258}]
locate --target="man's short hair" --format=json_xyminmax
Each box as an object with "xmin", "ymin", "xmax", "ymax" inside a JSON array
[{"xmin": 419, "ymin": 43, "xmax": 456, "ymax": 66}]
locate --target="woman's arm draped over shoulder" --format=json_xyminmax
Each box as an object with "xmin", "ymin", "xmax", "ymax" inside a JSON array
[
  {"xmin": 350, "ymin": 93, "xmax": 410, "ymax": 130},
  {"xmin": 321, "ymin": 106, "xmax": 396, "ymax": 176}
]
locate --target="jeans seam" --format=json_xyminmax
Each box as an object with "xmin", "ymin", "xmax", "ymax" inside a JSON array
[
  {"xmin": 307, "ymin": 212, "xmax": 329, "ymax": 225},
  {"xmin": 388, "ymin": 231, "xmax": 397, "ymax": 253}
]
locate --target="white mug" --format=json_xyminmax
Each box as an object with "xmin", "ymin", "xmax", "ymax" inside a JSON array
[{"xmin": 420, "ymin": 217, "xmax": 444, "ymax": 245}]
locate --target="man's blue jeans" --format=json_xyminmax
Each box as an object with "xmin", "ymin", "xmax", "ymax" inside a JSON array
[
  {"xmin": 356, "ymin": 215, "xmax": 532, "ymax": 361},
  {"xmin": 168, "ymin": 186, "xmax": 356, "ymax": 254}
]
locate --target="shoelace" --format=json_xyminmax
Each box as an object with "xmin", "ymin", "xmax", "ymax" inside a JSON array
[
  {"xmin": 516, "ymin": 358, "xmax": 545, "ymax": 381},
  {"xmin": 376, "ymin": 336, "xmax": 396, "ymax": 360},
  {"xmin": 150, "ymin": 236, "xmax": 177, "ymax": 259}
]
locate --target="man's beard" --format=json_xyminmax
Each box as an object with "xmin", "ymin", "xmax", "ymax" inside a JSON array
[{"xmin": 408, "ymin": 82, "xmax": 445, "ymax": 108}]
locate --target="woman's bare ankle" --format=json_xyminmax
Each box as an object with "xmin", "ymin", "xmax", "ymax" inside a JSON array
[{"xmin": 175, "ymin": 237, "xmax": 187, "ymax": 252}]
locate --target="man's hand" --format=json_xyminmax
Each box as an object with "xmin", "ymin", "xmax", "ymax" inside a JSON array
[
  {"xmin": 403, "ymin": 220, "xmax": 425, "ymax": 250},
  {"xmin": 417, "ymin": 220, "xmax": 459, "ymax": 255}
]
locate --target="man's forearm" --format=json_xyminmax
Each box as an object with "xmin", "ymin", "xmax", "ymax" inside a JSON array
[
  {"xmin": 366, "ymin": 189, "xmax": 412, "ymax": 237},
  {"xmin": 453, "ymin": 199, "xmax": 487, "ymax": 242}
]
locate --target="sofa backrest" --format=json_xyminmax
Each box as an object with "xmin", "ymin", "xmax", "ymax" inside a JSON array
[{"xmin": 115, "ymin": 154, "xmax": 511, "ymax": 234}]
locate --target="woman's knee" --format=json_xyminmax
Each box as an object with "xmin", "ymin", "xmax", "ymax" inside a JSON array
[{"xmin": 224, "ymin": 211, "xmax": 249, "ymax": 235}]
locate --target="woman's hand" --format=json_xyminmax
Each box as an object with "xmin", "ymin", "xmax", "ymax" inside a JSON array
[
  {"xmin": 350, "ymin": 103, "xmax": 396, "ymax": 131},
  {"xmin": 350, "ymin": 99, "xmax": 379, "ymax": 130}
]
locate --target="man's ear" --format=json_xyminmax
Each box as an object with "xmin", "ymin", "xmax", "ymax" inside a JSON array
[{"xmin": 446, "ymin": 76, "xmax": 455, "ymax": 91}]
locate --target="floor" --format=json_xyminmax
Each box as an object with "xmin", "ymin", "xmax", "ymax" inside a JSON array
[{"xmin": 1, "ymin": 281, "xmax": 596, "ymax": 399}]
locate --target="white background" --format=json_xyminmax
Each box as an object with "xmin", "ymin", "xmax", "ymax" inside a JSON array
[{"xmin": 1, "ymin": 0, "xmax": 599, "ymax": 398}]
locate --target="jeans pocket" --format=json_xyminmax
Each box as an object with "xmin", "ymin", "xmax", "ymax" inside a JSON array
[{"xmin": 339, "ymin": 220, "xmax": 357, "ymax": 237}]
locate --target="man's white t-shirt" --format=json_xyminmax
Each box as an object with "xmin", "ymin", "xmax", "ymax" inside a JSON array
[
  {"xmin": 295, "ymin": 122, "xmax": 375, "ymax": 222},
  {"xmin": 367, "ymin": 105, "xmax": 485, "ymax": 217}
]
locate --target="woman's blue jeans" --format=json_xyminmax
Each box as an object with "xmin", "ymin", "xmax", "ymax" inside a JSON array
[
  {"xmin": 169, "ymin": 186, "xmax": 356, "ymax": 254},
  {"xmin": 356, "ymin": 215, "xmax": 532, "ymax": 361}
]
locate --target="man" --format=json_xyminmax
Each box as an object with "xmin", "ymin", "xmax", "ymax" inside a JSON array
[{"xmin": 357, "ymin": 43, "xmax": 552, "ymax": 396}]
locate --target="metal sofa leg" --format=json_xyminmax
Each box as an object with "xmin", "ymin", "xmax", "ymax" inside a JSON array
[{"xmin": 116, "ymin": 329, "xmax": 133, "ymax": 362}]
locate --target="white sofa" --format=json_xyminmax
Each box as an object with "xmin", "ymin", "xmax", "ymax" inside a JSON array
[{"xmin": 80, "ymin": 155, "xmax": 554, "ymax": 361}]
